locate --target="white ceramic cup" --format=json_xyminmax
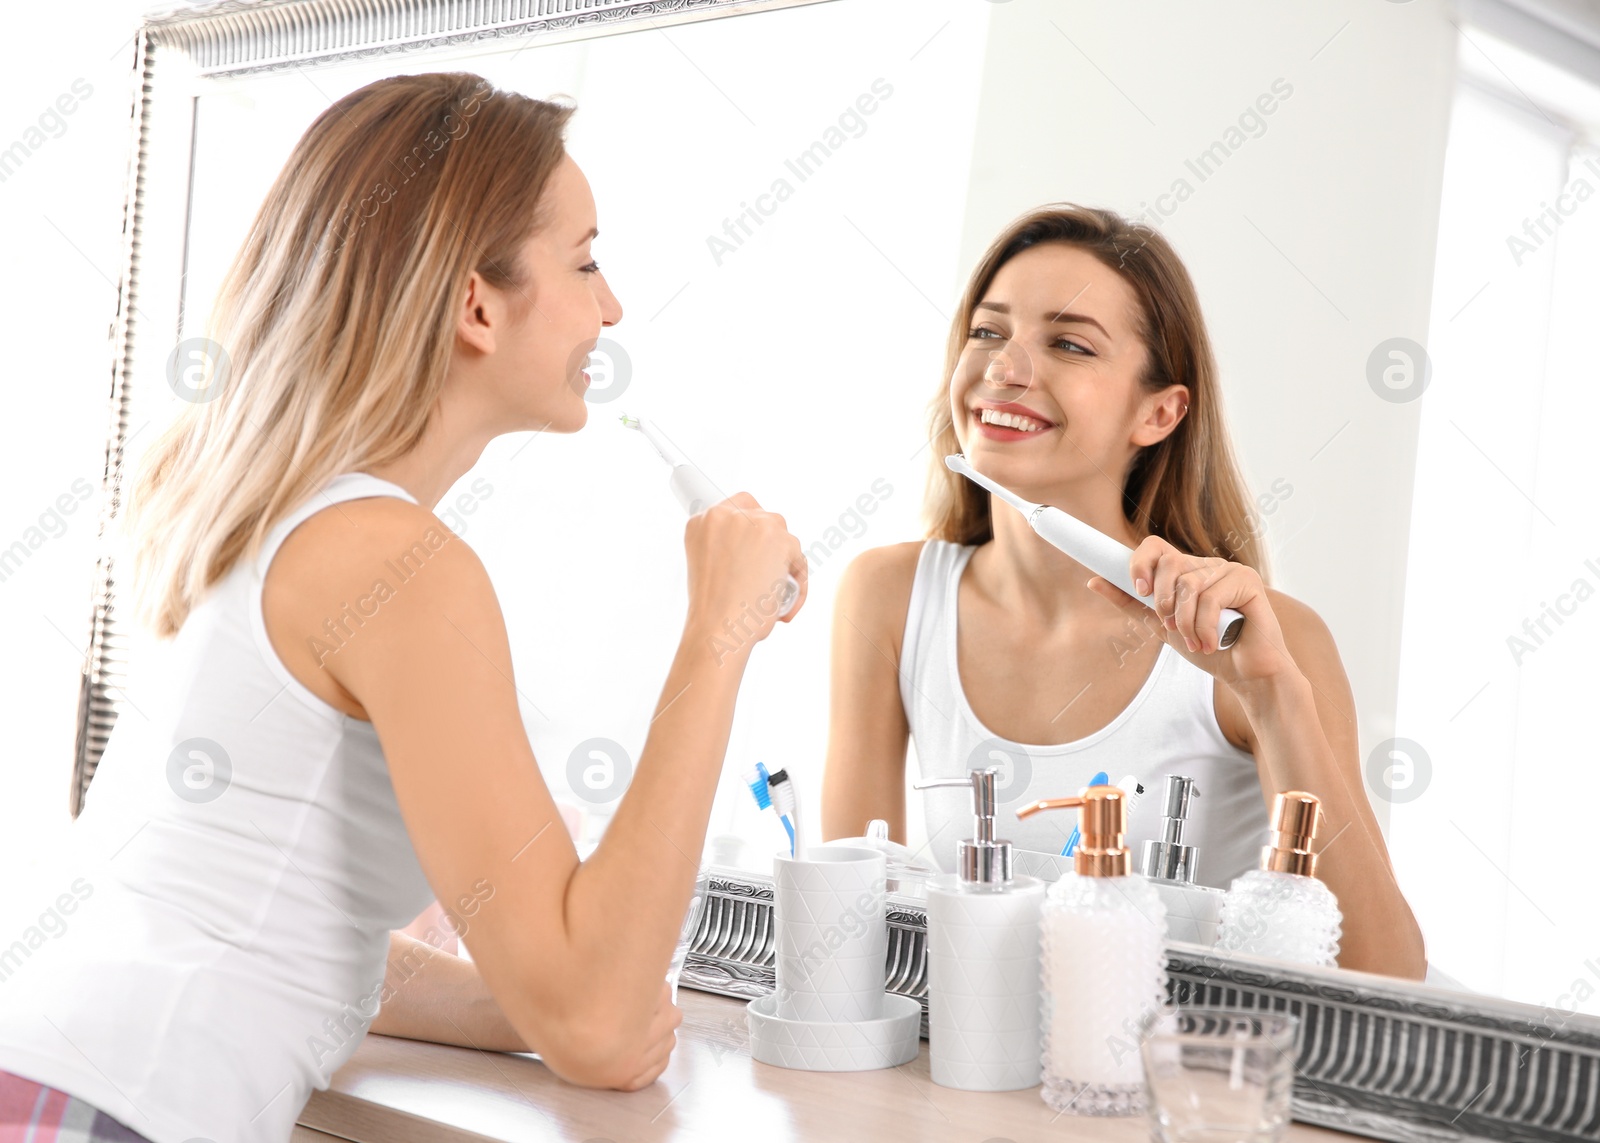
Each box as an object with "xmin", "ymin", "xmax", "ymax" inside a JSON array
[{"xmin": 772, "ymin": 845, "xmax": 888, "ymax": 1023}]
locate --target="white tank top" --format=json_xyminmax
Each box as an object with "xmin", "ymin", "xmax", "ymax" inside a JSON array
[
  {"xmin": 0, "ymin": 473, "xmax": 436, "ymax": 1143},
  {"xmin": 900, "ymin": 539, "xmax": 1270, "ymax": 890}
]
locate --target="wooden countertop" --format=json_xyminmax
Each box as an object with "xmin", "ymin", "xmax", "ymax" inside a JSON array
[{"xmin": 292, "ymin": 988, "xmax": 1359, "ymax": 1143}]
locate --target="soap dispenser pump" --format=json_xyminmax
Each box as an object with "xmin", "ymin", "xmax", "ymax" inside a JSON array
[
  {"xmin": 1215, "ymin": 790, "xmax": 1343, "ymax": 967},
  {"xmin": 1017, "ymin": 785, "xmax": 1169, "ymax": 1115},
  {"xmin": 1141, "ymin": 775, "xmax": 1202, "ymax": 883},
  {"xmin": 913, "ymin": 768, "xmax": 1046, "ymax": 1091}
]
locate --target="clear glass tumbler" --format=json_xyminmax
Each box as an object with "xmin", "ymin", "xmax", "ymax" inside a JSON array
[
  {"xmin": 1141, "ymin": 1008, "xmax": 1300, "ymax": 1143},
  {"xmin": 666, "ymin": 865, "xmax": 712, "ymax": 1006}
]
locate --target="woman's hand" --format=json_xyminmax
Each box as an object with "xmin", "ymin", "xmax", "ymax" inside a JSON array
[
  {"xmin": 1085, "ymin": 535, "xmax": 1294, "ymax": 691},
  {"xmin": 682, "ymin": 491, "xmax": 807, "ymax": 653}
]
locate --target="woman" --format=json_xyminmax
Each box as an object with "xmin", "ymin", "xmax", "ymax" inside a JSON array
[
  {"xmin": 0, "ymin": 73, "xmax": 806, "ymax": 1142},
  {"xmin": 820, "ymin": 205, "xmax": 1425, "ymax": 980}
]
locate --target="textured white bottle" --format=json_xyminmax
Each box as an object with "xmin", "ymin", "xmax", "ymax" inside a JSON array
[
  {"xmin": 925, "ymin": 873, "xmax": 1046, "ymax": 1091},
  {"xmin": 1215, "ymin": 868, "xmax": 1342, "ymax": 967},
  {"xmin": 1039, "ymin": 872, "xmax": 1169, "ymax": 1115}
]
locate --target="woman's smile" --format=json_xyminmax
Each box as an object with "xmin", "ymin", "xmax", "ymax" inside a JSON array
[{"xmin": 971, "ymin": 401, "xmax": 1057, "ymax": 442}]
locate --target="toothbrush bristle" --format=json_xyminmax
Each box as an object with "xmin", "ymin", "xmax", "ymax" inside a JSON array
[
  {"xmin": 766, "ymin": 769, "xmax": 797, "ymax": 815},
  {"xmin": 619, "ymin": 413, "xmax": 639, "ymax": 428},
  {"xmin": 744, "ymin": 766, "xmax": 772, "ymax": 809}
]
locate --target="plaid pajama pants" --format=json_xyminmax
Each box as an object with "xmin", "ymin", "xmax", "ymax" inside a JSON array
[{"xmin": 0, "ymin": 1070, "xmax": 156, "ymax": 1143}]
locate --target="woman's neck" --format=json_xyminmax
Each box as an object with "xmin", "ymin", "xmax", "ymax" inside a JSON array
[
  {"xmin": 365, "ymin": 393, "xmax": 503, "ymax": 510},
  {"xmin": 971, "ymin": 493, "xmax": 1143, "ymax": 626}
]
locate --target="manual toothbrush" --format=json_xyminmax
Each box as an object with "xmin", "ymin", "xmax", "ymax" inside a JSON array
[{"xmin": 765, "ymin": 768, "xmax": 805, "ymax": 860}]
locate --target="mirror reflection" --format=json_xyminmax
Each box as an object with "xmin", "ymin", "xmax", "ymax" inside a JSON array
[
  {"xmin": 816, "ymin": 208, "xmax": 1425, "ymax": 982},
  {"xmin": 103, "ymin": 0, "xmax": 1600, "ymax": 1019}
]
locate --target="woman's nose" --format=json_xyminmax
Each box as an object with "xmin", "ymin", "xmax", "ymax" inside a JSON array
[
  {"xmin": 598, "ymin": 276, "xmax": 623, "ymax": 327},
  {"xmin": 982, "ymin": 341, "xmax": 1033, "ymax": 389}
]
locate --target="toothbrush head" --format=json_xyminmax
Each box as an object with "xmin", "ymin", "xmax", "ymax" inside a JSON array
[
  {"xmin": 944, "ymin": 454, "xmax": 1042, "ymax": 517},
  {"xmin": 619, "ymin": 412, "xmax": 686, "ymax": 468},
  {"xmin": 766, "ymin": 769, "xmax": 798, "ymax": 817},
  {"xmin": 744, "ymin": 766, "xmax": 772, "ymax": 810}
]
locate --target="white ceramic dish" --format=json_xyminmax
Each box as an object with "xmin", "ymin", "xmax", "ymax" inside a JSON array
[{"xmin": 746, "ymin": 991, "xmax": 921, "ymax": 1072}]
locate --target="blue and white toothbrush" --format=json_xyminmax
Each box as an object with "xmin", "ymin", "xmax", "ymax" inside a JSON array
[
  {"xmin": 622, "ymin": 414, "xmax": 799, "ymax": 618},
  {"xmin": 744, "ymin": 763, "xmax": 805, "ymax": 858},
  {"xmin": 766, "ymin": 768, "xmax": 805, "ymax": 859}
]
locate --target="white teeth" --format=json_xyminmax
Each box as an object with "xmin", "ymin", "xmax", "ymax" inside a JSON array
[{"xmin": 979, "ymin": 408, "xmax": 1048, "ymax": 432}]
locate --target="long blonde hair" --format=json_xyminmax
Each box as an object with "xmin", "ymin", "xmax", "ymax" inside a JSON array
[
  {"xmin": 126, "ymin": 72, "xmax": 575, "ymax": 638},
  {"xmin": 922, "ymin": 204, "xmax": 1269, "ymax": 580}
]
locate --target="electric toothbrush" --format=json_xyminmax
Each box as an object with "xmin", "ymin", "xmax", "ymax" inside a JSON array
[
  {"xmin": 945, "ymin": 454, "xmax": 1244, "ymax": 650},
  {"xmin": 622, "ymin": 414, "xmax": 799, "ymax": 618}
]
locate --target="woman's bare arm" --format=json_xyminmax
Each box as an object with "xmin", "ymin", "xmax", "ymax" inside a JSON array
[
  {"xmin": 370, "ymin": 931, "xmax": 529, "ymax": 1052},
  {"xmin": 1218, "ymin": 591, "xmax": 1428, "ymax": 980},
  {"xmin": 820, "ymin": 543, "xmax": 921, "ymax": 845},
  {"xmin": 268, "ymin": 491, "xmax": 804, "ymax": 1089}
]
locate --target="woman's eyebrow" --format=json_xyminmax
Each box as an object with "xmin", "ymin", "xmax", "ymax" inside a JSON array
[
  {"xmin": 974, "ymin": 300, "xmax": 1108, "ymax": 337},
  {"xmin": 574, "ymin": 227, "xmax": 598, "ymax": 246}
]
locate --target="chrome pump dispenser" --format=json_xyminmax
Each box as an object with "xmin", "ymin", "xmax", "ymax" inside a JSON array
[
  {"xmin": 1140, "ymin": 775, "xmax": 1202, "ymax": 884},
  {"xmin": 915, "ymin": 768, "xmax": 1014, "ymax": 887}
]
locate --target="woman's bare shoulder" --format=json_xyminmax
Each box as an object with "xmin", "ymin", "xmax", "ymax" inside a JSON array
[
  {"xmin": 262, "ymin": 495, "xmax": 499, "ymax": 717},
  {"xmin": 273, "ymin": 494, "xmax": 488, "ymax": 593},
  {"xmin": 834, "ymin": 540, "xmax": 928, "ymax": 646}
]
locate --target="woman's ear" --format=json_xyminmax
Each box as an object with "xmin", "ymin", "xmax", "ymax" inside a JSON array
[
  {"xmin": 454, "ymin": 270, "xmax": 498, "ymax": 356},
  {"xmin": 1130, "ymin": 384, "xmax": 1189, "ymax": 448}
]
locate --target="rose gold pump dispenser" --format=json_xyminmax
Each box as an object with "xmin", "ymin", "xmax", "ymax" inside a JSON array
[
  {"xmin": 1262, "ymin": 790, "xmax": 1323, "ymax": 877},
  {"xmin": 1216, "ymin": 789, "xmax": 1343, "ymax": 967},
  {"xmin": 1019, "ymin": 783, "xmax": 1169, "ymax": 1115},
  {"xmin": 1016, "ymin": 785, "xmax": 1131, "ymax": 877}
]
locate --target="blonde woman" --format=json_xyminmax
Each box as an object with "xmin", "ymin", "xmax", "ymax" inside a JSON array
[
  {"xmin": 820, "ymin": 206, "xmax": 1425, "ymax": 980},
  {"xmin": 0, "ymin": 72, "xmax": 806, "ymax": 1143}
]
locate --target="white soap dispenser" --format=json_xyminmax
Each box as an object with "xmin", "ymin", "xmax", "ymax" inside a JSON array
[
  {"xmin": 1017, "ymin": 785, "xmax": 1169, "ymax": 1115},
  {"xmin": 1215, "ymin": 790, "xmax": 1343, "ymax": 967},
  {"xmin": 914, "ymin": 768, "xmax": 1047, "ymax": 1091}
]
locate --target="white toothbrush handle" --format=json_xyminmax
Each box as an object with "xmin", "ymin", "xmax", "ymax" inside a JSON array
[
  {"xmin": 1030, "ymin": 506, "xmax": 1244, "ymax": 650},
  {"xmin": 669, "ymin": 464, "xmax": 723, "ymax": 516},
  {"xmin": 671, "ymin": 464, "xmax": 799, "ymax": 618}
]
